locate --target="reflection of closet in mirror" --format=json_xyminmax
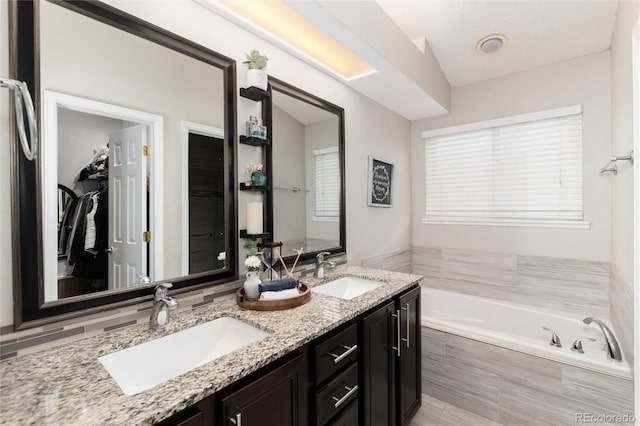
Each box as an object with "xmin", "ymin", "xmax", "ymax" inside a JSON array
[
  {"xmin": 271, "ymin": 92, "xmax": 340, "ymax": 255},
  {"xmin": 39, "ymin": 0, "xmax": 227, "ymax": 303},
  {"xmin": 47, "ymin": 98, "xmax": 157, "ymax": 301}
]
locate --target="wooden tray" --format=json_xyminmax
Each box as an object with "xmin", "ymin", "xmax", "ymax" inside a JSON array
[{"xmin": 236, "ymin": 283, "xmax": 311, "ymax": 311}]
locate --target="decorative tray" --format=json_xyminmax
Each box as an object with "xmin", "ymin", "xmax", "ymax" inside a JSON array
[{"xmin": 236, "ymin": 283, "xmax": 311, "ymax": 311}]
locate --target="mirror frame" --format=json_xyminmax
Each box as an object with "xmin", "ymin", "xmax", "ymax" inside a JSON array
[
  {"xmin": 9, "ymin": 0, "xmax": 238, "ymax": 329},
  {"xmin": 266, "ymin": 77, "xmax": 346, "ymax": 264}
]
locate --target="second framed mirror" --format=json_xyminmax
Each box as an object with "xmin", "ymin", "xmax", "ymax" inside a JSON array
[{"xmin": 266, "ymin": 78, "xmax": 346, "ymax": 264}]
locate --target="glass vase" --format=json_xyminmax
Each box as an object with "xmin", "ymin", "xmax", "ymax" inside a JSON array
[{"xmin": 251, "ymin": 170, "xmax": 267, "ymax": 187}]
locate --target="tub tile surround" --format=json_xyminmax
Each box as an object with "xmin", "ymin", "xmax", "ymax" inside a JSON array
[
  {"xmin": 610, "ymin": 265, "xmax": 634, "ymax": 373},
  {"xmin": 361, "ymin": 249, "xmax": 412, "ymax": 273},
  {"xmin": 422, "ymin": 327, "xmax": 634, "ymax": 425},
  {"xmin": 0, "ymin": 266, "xmax": 420, "ymax": 425},
  {"xmin": 412, "ymin": 246, "xmax": 610, "ymax": 318},
  {"xmin": 0, "ymin": 254, "xmax": 348, "ymax": 359}
]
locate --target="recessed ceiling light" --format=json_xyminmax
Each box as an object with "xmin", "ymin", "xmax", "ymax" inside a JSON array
[{"xmin": 476, "ymin": 34, "xmax": 507, "ymax": 55}]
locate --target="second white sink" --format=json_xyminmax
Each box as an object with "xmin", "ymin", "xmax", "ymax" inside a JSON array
[
  {"xmin": 312, "ymin": 276, "xmax": 383, "ymax": 300},
  {"xmin": 98, "ymin": 317, "xmax": 269, "ymax": 396}
]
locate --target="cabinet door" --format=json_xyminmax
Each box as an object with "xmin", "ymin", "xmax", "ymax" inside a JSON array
[
  {"xmin": 359, "ymin": 300, "xmax": 396, "ymax": 426},
  {"xmin": 220, "ymin": 353, "xmax": 307, "ymax": 426},
  {"xmin": 397, "ymin": 286, "xmax": 421, "ymax": 425}
]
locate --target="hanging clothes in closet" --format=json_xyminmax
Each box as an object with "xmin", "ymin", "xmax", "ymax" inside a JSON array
[{"xmin": 60, "ymin": 146, "xmax": 109, "ymax": 288}]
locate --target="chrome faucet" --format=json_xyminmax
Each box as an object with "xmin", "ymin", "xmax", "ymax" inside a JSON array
[
  {"xmin": 583, "ymin": 317, "xmax": 622, "ymax": 361},
  {"xmin": 314, "ymin": 252, "xmax": 336, "ymax": 279},
  {"xmin": 150, "ymin": 283, "xmax": 179, "ymax": 331}
]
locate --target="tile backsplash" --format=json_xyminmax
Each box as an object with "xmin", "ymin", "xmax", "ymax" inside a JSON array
[{"xmin": 0, "ymin": 253, "xmax": 348, "ymax": 360}]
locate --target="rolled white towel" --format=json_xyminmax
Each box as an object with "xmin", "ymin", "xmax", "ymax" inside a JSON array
[{"xmin": 259, "ymin": 288, "xmax": 300, "ymax": 301}]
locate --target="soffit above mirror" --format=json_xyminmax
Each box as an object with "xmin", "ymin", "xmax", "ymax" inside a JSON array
[{"xmin": 198, "ymin": 0, "xmax": 450, "ymax": 120}]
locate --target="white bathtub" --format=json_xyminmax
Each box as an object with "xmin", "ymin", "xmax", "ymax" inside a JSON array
[{"xmin": 420, "ymin": 287, "xmax": 631, "ymax": 379}]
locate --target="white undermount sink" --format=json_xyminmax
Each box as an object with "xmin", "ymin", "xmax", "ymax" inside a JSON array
[
  {"xmin": 311, "ymin": 276, "xmax": 383, "ymax": 300},
  {"xmin": 98, "ymin": 317, "xmax": 269, "ymax": 396}
]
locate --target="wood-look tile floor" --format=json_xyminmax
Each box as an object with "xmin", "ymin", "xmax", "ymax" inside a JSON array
[{"xmin": 409, "ymin": 394, "xmax": 503, "ymax": 426}]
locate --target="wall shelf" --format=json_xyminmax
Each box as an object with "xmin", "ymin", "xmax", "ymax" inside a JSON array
[
  {"xmin": 240, "ymin": 86, "xmax": 270, "ymax": 102},
  {"xmin": 240, "ymin": 135, "xmax": 270, "ymax": 146},
  {"xmin": 240, "ymin": 183, "xmax": 270, "ymax": 191},
  {"xmin": 240, "ymin": 230, "xmax": 270, "ymax": 239}
]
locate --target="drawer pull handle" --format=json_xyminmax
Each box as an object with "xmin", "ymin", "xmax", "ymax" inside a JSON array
[
  {"xmin": 229, "ymin": 412, "xmax": 242, "ymax": 426},
  {"xmin": 331, "ymin": 384, "xmax": 358, "ymax": 408},
  {"xmin": 328, "ymin": 344, "xmax": 357, "ymax": 364}
]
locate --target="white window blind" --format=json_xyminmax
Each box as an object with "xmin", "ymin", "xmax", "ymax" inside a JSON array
[
  {"xmin": 422, "ymin": 106, "xmax": 587, "ymax": 227},
  {"xmin": 314, "ymin": 147, "xmax": 340, "ymax": 218}
]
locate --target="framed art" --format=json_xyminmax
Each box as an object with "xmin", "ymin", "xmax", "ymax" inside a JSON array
[{"xmin": 368, "ymin": 156, "xmax": 393, "ymax": 207}]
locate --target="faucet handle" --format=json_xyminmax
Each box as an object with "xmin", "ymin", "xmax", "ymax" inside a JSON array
[
  {"xmin": 316, "ymin": 252, "xmax": 331, "ymax": 263},
  {"xmin": 542, "ymin": 326, "xmax": 562, "ymax": 347},
  {"xmin": 571, "ymin": 337, "xmax": 596, "ymax": 354},
  {"xmin": 154, "ymin": 283, "xmax": 173, "ymax": 301}
]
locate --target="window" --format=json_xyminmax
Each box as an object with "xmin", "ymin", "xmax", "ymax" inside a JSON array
[
  {"xmin": 313, "ymin": 146, "xmax": 340, "ymax": 220},
  {"xmin": 422, "ymin": 105, "xmax": 589, "ymax": 228}
]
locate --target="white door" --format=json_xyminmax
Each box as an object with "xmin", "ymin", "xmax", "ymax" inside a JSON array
[{"xmin": 108, "ymin": 125, "xmax": 147, "ymax": 289}]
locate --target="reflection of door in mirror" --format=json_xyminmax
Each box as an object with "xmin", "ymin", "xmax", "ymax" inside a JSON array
[
  {"xmin": 51, "ymin": 105, "xmax": 153, "ymax": 300},
  {"xmin": 272, "ymin": 93, "xmax": 340, "ymax": 256},
  {"xmin": 187, "ymin": 131, "xmax": 226, "ymax": 274}
]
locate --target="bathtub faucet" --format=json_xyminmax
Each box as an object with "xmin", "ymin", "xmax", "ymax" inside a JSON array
[
  {"xmin": 582, "ymin": 317, "xmax": 622, "ymax": 361},
  {"xmin": 542, "ymin": 326, "xmax": 562, "ymax": 347}
]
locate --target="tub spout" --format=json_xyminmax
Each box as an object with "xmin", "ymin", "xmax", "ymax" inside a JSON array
[
  {"xmin": 542, "ymin": 326, "xmax": 562, "ymax": 347},
  {"xmin": 583, "ymin": 317, "xmax": 622, "ymax": 361}
]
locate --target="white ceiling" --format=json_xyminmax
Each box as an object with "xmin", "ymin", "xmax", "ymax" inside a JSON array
[{"xmin": 377, "ymin": 0, "xmax": 619, "ymax": 87}]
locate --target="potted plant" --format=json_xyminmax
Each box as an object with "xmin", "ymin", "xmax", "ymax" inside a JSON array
[{"xmin": 243, "ymin": 48, "xmax": 269, "ymax": 90}]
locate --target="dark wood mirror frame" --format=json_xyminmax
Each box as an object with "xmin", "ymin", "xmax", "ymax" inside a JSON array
[
  {"xmin": 266, "ymin": 77, "xmax": 346, "ymax": 265},
  {"xmin": 9, "ymin": 0, "xmax": 238, "ymax": 329}
]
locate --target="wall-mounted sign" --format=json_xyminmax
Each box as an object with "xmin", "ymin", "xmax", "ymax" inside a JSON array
[{"xmin": 368, "ymin": 156, "xmax": 393, "ymax": 208}]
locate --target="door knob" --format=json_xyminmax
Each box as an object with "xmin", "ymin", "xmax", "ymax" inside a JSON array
[{"xmin": 105, "ymin": 246, "xmax": 114, "ymax": 254}]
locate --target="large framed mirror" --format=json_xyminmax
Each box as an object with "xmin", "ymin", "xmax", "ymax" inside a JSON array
[
  {"xmin": 266, "ymin": 78, "xmax": 345, "ymax": 263},
  {"xmin": 9, "ymin": 0, "xmax": 238, "ymax": 328}
]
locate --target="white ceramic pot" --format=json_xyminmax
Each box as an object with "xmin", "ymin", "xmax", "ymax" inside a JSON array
[
  {"xmin": 246, "ymin": 69, "xmax": 268, "ymax": 91},
  {"xmin": 243, "ymin": 271, "xmax": 262, "ymax": 300}
]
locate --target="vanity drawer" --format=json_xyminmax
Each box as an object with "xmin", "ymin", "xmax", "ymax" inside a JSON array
[
  {"xmin": 316, "ymin": 363, "xmax": 358, "ymax": 426},
  {"xmin": 328, "ymin": 399, "xmax": 358, "ymax": 426},
  {"xmin": 315, "ymin": 323, "xmax": 358, "ymax": 384}
]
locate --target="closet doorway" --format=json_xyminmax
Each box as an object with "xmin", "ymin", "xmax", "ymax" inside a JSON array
[{"xmin": 42, "ymin": 91, "xmax": 163, "ymax": 301}]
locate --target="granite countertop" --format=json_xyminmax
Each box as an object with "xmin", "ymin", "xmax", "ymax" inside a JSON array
[{"xmin": 0, "ymin": 266, "xmax": 422, "ymax": 425}]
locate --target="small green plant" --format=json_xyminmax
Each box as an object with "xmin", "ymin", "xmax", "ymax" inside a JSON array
[
  {"xmin": 244, "ymin": 239, "xmax": 261, "ymax": 257},
  {"xmin": 243, "ymin": 49, "xmax": 268, "ymax": 70}
]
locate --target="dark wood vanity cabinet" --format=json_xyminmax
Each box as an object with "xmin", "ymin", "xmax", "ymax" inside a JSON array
[
  {"xmin": 219, "ymin": 352, "xmax": 308, "ymax": 426},
  {"xmin": 156, "ymin": 285, "xmax": 420, "ymax": 426},
  {"xmin": 360, "ymin": 286, "xmax": 421, "ymax": 426}
]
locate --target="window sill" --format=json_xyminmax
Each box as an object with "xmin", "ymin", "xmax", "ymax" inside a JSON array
[
  {"xmin": 312, "ymin": 216, "xmax": 339, "ymax": 222},
  {"xmin": 421, "ymin": 218, "xmax": 591, "ymax": 229}
]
